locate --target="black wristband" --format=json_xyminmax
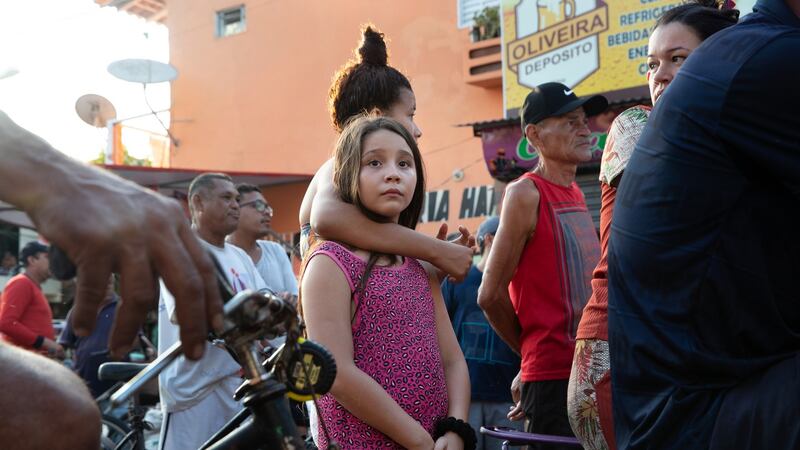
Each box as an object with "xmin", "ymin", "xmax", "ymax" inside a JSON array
[
  {"xmin": 32, "ymin": 335, "xmax": 44, "ymax": 349},
  {"xmin": 432, "ymin": 416, "xmax": 477, "ymax": 450}
]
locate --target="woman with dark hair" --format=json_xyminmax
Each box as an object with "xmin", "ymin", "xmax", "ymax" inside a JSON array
[
  {"xmin": 566, "ymin": 2, "xmax": 739, "ymax": 449},
  {"xmin": 327, "ymin": 27, "xmax": 417, "ymax": 136},
  {"xmin": 299, "ymin": 25, "xmax": 474, "ymax": 279}
]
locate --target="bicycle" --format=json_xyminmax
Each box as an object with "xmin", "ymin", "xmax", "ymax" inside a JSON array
[
  {"xmin": 107, "ymin": 261, "xmax": 339, "ymax": 450},
  {"xmin": 480, "ymin": 426, "xmax": 582, "ymax": 449},
  {"xmin": 96, "ymin": 362, "xmax": 154, "ymax": 450}
]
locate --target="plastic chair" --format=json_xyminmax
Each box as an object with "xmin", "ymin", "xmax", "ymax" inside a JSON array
[{"xmin": 480, "ymin": 426, "xmax": 583, "ymax": 449}]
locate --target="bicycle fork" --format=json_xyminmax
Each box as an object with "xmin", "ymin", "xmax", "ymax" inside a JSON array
[{"xmin": 200, "ymin": 376, "xmax": 303, "ymax": 450}]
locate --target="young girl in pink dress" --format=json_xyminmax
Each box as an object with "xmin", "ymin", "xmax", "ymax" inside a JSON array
[{"xmin": 301, "ymin": 115, "xmax": 473, "ymax": 450}]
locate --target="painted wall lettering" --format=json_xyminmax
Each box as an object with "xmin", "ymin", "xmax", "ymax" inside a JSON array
[
  {"xmin": 419, "ymin": 189, "xmax": 450, "ymax": 223},
  {"xmin": 459, "ymin": 185, "xmax": 498, "ymax": 219}
]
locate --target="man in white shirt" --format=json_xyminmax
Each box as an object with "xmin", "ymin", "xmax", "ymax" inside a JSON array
[
  {"xmin": 227, "ymin": 183, "xmax": 304, "ymax": 432},
  {"xmin": 158, "ymin": 173, "xmax": 267, "ymax": 450}
]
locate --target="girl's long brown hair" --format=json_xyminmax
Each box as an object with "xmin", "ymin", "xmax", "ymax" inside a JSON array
[{"xmin": 299, "ymin": 115, "xmax": 426, "ymax": 324}]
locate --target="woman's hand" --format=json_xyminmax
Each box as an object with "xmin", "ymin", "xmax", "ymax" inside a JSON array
[
  {"xmin": 433, "ymin": 223, "xmax": 476, "ymax": 282},
  {"xmin": 434, "ymin": 431, "xmax": 464, "ymax": 450}
]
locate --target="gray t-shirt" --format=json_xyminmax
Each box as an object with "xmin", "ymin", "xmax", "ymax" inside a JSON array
[{"xmin": 254, "ymin": 240, "xmax": 298, "ymax": 297}]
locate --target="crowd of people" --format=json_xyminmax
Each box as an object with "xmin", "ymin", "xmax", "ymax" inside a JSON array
[{"xmin": 0, "ymin": 0, "xmax": 797, "ymax": 449}]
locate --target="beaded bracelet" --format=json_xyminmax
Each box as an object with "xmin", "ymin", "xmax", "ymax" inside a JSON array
[{"xmin": 432, "ymin": 416, "xmax": 477, "ymax": 450}]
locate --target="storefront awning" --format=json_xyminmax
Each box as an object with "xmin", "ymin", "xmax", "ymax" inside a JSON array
[
  {"xmin": 0, "ymin": 165, "xmax": 313, "ymax": 229},
  {"xmin": 0, "ymin": 201, "xmax": 34, "ymax": 229},
  {"xmin": 97, "ymin": 164, "xmax": 312, "ymax": 196}
]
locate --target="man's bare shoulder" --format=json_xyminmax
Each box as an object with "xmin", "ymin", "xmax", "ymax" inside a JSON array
[{"xmin": 504, "ymin": 176, "xmax": 540, "ymax": 209}]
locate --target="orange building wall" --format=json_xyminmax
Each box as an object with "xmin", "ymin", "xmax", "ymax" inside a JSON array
[
  {"xmin": 167, "ymin": 1, "xmax": 504, "ymax": 235},
  {"xmin": 260, "ymin": 181, "xmax": 308, "ymax": 234}
]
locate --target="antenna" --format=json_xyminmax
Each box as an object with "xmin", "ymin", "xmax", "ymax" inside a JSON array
[
  {"xmin": 107, "ymin": 58, "xmax": 180, "ymax": 147},
  {"xmin": 75, "ymin": 94, "xmax": 117, "ymax": 128}
]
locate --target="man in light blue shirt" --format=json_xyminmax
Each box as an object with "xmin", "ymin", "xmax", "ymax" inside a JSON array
[{"xmin": 228, "ymin": 183, "xmax": 298, "ymax": 302}]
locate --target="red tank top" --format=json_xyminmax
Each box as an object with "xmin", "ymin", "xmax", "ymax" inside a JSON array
[{"xmin": 510, "ymin": 172, "xmax": 600, "ymax": 382}]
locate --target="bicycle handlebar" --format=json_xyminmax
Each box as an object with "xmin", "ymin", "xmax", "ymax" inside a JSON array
[{"xmin": 110, "ymin": 287, "xmax": 293, "ymax": 407}]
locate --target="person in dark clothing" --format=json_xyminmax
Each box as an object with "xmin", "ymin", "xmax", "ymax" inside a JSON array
[
  {"xmin": 568, "ymin": 3, "xmax": 739, "ymax": 450},
  {"xmin": 59, "ymin": 279, "xmax": 120, "ymax": 397},
  {"xmin": 607, "ymin": 1, "xmax": 800, "ymax": 449},
  {"xmin": 0, "ymin": 251, "xmax": 16, "ymax": 275},
  {"xmin": 442, "ymin": 216, "xmax": 522, "ymax": 450}
]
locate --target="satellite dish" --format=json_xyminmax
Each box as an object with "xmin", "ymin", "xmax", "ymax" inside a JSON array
[
  {"xmin": 106, "ymin": 58, "xmax": 181, "ymax": 147},
  {"xmin": 107, "ymin": 59, "xmax": 178, "ymax": 84},
  {"xmin": 75, "ymin": 94, "xmax": 117, "ymax": 128},
  {"xmin": 0, "ymin": 66, "xmax": 19, "ymax": 80}
]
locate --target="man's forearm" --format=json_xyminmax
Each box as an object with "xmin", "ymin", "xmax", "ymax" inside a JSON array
[
  {"xmin": 0, "ymin": 115, "xmax": 78, "ymax": 212},
  {"xmin": 482, "ymin": 297, "xmax": 522, "ymax": 354},
  {"xmin": 0, "ymin": 124, "xmax": 131, "ymax": 232},
  {"xmin": 0, "ymin": 113, "xmax": 127, "ymax": 215}
]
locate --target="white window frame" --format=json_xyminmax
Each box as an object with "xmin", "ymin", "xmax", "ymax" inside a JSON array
[{"xmin": 216, "ymin": 5, "xmax": 246, "ymax": 38}]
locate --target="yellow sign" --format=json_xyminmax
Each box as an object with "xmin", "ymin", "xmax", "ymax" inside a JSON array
[
  {"xmin": 502, "ymin": 0, "xmax": 683, "ymax": 116},
  {"xmin": 507, "ymin": 7, "xmax": 609, "ymax": 69}
]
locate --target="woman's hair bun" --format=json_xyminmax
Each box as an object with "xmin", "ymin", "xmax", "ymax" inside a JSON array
[
  {"xmin": 694, "ymin": 0, "xmax": 739, "ymax": 14},
  {"xmin": 358, "ymin": 25, "xmax": 388, "ymax": 66},
  {"xmin": 694, "ymin": 0, "xmax": 721, "ymax": 8},
  {"xmin": 692, "ymin": 0, "xmax": 740, "ymax": 19}
]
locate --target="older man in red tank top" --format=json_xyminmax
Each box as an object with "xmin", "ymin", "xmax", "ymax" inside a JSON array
[{"xmin": 478, "ymin": 82, "xmax": 606, "ymax": 449}]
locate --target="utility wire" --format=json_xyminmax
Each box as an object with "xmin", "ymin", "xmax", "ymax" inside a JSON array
[
  {"xmin": 142, "ymin": 84, "xmax": 180, "ymax": 147},
  {"xmin": 422, "ymin": 136, "xmax": 476, "ymax": 156},
  {"xmin": 429, "ymin": 156, "xmax": 485, "ymax": 191}
]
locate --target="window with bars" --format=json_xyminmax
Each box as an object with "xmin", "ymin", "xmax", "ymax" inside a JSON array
[{"xmin": 216, "ymin": 5, "xmax": 246, "ymax": 37}]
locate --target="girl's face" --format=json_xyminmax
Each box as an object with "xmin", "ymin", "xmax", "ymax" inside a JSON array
[
  {"xmin": 647, "ymin": 22, "xmax": 702, "ymax": 104},
  {"xmin": 383, "ymin": 88, "xmax": 422, "ymax": 141},
  {"xmin": 358, "ymin": 129, "xmax": 417, "ymax": 222}
]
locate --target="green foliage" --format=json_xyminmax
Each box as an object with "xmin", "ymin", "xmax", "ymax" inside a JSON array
[
  {"xmin": 473, "ymin": 6, "xmax": 500, "ymax": 41},
  {"xmin": 89, "ymin": 149, "xmax": 152, "ymax": 167}
]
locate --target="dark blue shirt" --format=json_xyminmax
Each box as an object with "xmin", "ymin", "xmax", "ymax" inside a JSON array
[
  {"xmin": 442, "ymin": 265, "xmax": 519, "ymax": 402},
  {"xmin": 607, "ymin": 1, "xmax": 800, "ymax": 449},
  {"xmin": 59, "ymin": 298, "xmax": 118, "ymax": 397}
]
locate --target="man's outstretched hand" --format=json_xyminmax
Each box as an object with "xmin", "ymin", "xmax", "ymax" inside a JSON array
[
  {"xmin": 433, "ymin": 223, "xmax": 476, "ymax": 282},
  {"xmin": 0, "ymin": 112, "xmax": 222, "ymax": 360},
  {"xmin": 33, "ymin": 175, "xmax": 223, "ymax": 360}
]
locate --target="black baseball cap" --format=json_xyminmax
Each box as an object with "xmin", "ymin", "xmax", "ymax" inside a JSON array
[
  {"xmin": 521, "ymin": 82, "xmax": 608, "ymax": 127},
  {"xmin": 19, "ymin": 241, "xmax": 48, "ymax": 267}
]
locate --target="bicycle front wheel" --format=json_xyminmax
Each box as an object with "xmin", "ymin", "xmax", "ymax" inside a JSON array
[{"xmin": 101, "ymin": 414, "xmax": 133, "ymax": 450}]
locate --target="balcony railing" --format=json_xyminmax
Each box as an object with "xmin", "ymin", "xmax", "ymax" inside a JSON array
[{"xmin": 463, "ymin": 37, "xmax": 502, "ymax": 88}]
